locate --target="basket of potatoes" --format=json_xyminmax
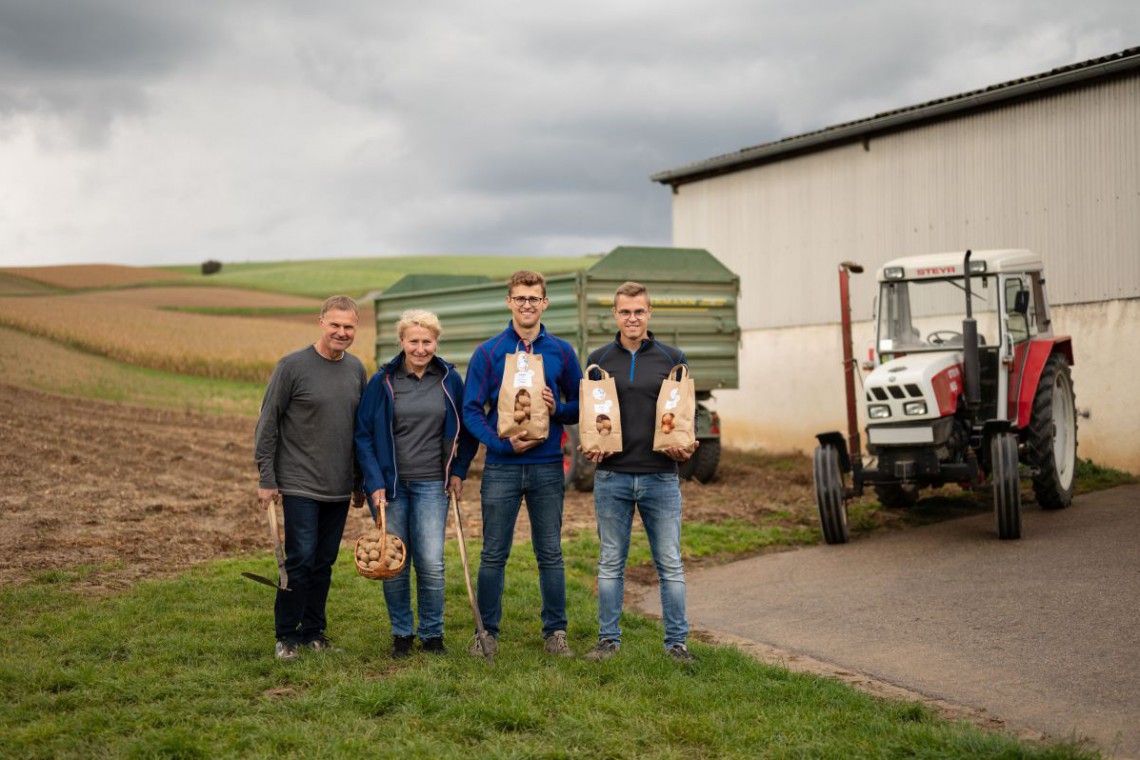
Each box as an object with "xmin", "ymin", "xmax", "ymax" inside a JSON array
[{"xmin": 354, "ymin": 505, "xmax": 407, "ymax": 581}]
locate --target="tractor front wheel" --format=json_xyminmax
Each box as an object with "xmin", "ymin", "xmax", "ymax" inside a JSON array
[
  {"xmin": 1027, "ymin": 354, "xmax": 1077, "ymax": 509},
  {"xmin": 813, "ymin": 444, "xmax": 849, "ymax": 544},
  {"xmin": 992, "ymin": 433, "xmax": 1022, "ymax": 540}
]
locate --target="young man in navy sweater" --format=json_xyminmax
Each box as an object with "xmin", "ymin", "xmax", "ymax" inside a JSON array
[
  {"xmin": 462, "ymin": 270, "xmax": 582, "ymax": 657},
  {"xmin": 581, "ymin": 281, "xmax": 698, "ymax": 663}
]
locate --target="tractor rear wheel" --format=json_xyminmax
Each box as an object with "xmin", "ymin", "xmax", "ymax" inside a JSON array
[
  {"xmin": 873, "ymin": 482, "xmax": 919, "ymax": 508},
  {"xmin": 562, "ymin": 427, "xmax": 596, "ymax": 492},
  {"xmin": 1027, "ymin": 354, "xmax": 1077, "ymax": 509},
  {"xmin": 813, "ymin": 444, "xmax": 849, "ymax": 544},
  {"xmin": 680, "ymin": 438, "xmax": 721, "ymax": 483},
  {"xmin": 991, "ymin": 433, "xmax": 1022, "ymax": 540}
]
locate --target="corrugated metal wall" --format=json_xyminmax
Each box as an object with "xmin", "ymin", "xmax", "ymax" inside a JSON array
[{"xmin": 671, "ymin": 75, "xmax": 1140, "ymax": 331}]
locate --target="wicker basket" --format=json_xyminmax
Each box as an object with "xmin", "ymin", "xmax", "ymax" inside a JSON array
[{"xmin": 353, "ymin": 502, "xmax": 407, "ymax": 580}]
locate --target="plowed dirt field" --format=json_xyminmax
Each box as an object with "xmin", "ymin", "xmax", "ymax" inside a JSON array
[{"xmin": 0, "ymin": 384, "xmax": 822, "ymax": 593}]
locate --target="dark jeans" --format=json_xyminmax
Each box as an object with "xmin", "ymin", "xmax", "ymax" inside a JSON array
[
  {"xmin": 275, "ymin": 495, "xmax": 350, "ymax": 644},
  {"xmin": 477, "ymin": 462, "xmax": 567, "ymax": 638}
]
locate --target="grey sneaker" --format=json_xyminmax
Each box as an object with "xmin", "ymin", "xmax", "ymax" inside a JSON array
[
  {"xmin": 582, "ymin": 639, "xmax": 620, "ymax": 662},
  {"xmin": 468, "ymin": 634, "xmax": 498, "ymax": 658},
  {"xmin": 543, "ymin": 630, "xmax": 574, "ymax": 658},
  {"xmin": 667, "ymin": 643, "xmax": 695, "ymax": 663},
  {"xmin": 274, "ymin": 641, "xmax": 300, "ymax": 661}
]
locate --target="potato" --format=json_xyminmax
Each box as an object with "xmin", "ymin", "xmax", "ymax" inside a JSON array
[
  {"xmin": 368, "ymin": 549, "xmax": 379, "ymax": 561},
  {"xmin": 513, "ymin": 409, "xmax": 526, "ymax": 422},
  {"xmin": 367, "ymin": 560, "xmax": 382, "ymax": 570},
  {"xmin": 385, "ymin": 558, "xmax": 402, "ymax": 570}
]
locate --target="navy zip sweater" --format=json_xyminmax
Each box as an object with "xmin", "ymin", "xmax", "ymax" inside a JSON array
[
  {"xmin": 354, "ymin": 352, "xmax": 478, "ymax": 501},
  {"xmin": 463, "ymin": 321, "xmax": 582, "ymax": 465},
  {"xmin": 587, "ymin": 331, "xmax": 687, "ymax": 473}
]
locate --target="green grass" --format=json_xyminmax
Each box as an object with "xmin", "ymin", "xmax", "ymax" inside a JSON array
[
  {"xmin": 0, "ymin": 540, "xmax": 1097, "ymax": 760},
  {"xmin": 0, "ymin": 326, "xmax": 266, "ymax": 416},
  {"xmin": 161, "ymin": 255, "xmax": 595, "ymax": 299},
  {"xmin": 1074, "ymin": 458, "xmax": 1137, "ymax": 493}
]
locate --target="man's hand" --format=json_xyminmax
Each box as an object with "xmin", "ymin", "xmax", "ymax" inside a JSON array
[
  {"xmin": 446, "ymin": 475, "xmax": 463, "ymax": 499},
  {"xmin": 579, "ymin": 446, "xmax": 611, "ymax": 464},
  {"xmin": 541, "ymin": 386, "xmax": 556, "ymax": 415},
  {"xmin": 257, "ymin": 487, "xmax": 278, "ymax": 510},
  {"xmin": 663, "ymin": 440, "xmax": 699, "ymax": 462},
  {"xmin": 351, "ymin": 490, "xmax": 365, "ymax": 509},
  {"xmin": 509, "ymin": 431, "xmax": 543, "ymax": 454},
  {"xmin": 371, "ymin": 489, "xmax": 387, "ymax": 511}
]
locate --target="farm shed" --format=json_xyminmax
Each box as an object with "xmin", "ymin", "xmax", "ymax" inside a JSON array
[{"xmin": 652, "ymin": 46, "xmax": 1140, "ymax": 472}]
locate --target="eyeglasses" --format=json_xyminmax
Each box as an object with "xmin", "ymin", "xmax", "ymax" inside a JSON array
[
  {"xmin": 510, "ymin": 296, "xmax": 545, "ymax": 306},
  {"xmin": 616, "ymin": 309, "xmax": 649, "ymax": 320}
]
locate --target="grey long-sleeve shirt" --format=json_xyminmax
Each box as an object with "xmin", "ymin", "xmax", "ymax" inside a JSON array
[{"xmin": 254, "ymin": 345, "xmax": 368, "ymax": 501}]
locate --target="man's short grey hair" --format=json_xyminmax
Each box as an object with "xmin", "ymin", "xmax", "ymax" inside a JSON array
[{"xmin": 321, "ymin": 295, "xmax": 359, "ymax": 318}]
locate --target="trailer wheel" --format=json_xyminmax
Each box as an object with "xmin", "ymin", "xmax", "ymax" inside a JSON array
[
  {"xmin": 813, "ymin": 444, "xmax": 848, "ymax": 544},
  {"xmin": 1027, "ymin": 354, "xmax": 1077, "ymax": 509},
  {"xmin": 992, "ymin": 433, "xmax": 1022, "ymax": 540},
  {"xmin": 561, "ymin": 427, "xmax": 596, "ymax": 492},
  {"xmin": 873, "ymin": 483, "xmax": 919, "ymax": 508},
  {"xmin": 680, "ymin": 439, "xmax": 720, "ymax": 483}
]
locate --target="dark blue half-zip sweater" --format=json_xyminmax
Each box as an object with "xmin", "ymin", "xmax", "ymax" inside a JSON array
[
  {"xmin": 463, "ymin": 321, "xmax": 582, "ymax": 465},
  {"xmin": 354, "ymin": 352, "xmax": 478, "ymax": 501},
  {"xmin": 587, "ymin": 331, "xmax": 687, "ymax": 473}
]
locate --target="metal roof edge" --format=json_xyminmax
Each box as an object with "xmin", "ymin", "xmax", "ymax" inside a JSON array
[{"xmin": 651, "ymin": 46, "xmax": 1140, "ymax": 187}]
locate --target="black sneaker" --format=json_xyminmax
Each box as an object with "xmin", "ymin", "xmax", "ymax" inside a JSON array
[
  {"xmin": 392, "ymin": 635, "xmax": 415, "ymax": 659},
  {"xmin": 422, "ymin": 637, "xmax": 447, "ymax": 655},
  {"xmin": 306, "ymin": 635, "xmax": 341, "ymax": 653},
  {"xmin": 275, "ymin": 640, "xmax": 301, "ymax": 661},
  {"xmin": 667, "ymin": 643, "xmax": 695, "ymax": 663}
]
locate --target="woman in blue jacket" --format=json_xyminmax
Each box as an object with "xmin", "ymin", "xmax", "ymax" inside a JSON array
[{"xmin": 355, "ymin": 309, "xmax": 478, "ymax": 658}]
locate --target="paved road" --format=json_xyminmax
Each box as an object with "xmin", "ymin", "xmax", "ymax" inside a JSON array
[{"xmin": 636, "ymin": 485, "xmax": 1140, "ymax": 757}]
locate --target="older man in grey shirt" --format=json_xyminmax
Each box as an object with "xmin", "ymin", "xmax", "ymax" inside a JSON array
[{"xmin": 254, "ymin": 295, "xmax": 367, "ymax": 661}]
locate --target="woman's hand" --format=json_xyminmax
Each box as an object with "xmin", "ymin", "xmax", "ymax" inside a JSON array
[
  {"xmin": 371, "ymin": 489, "xmax": 387, "ymax": 510},
  {"xmin": 446, "ymin": 476, "xmax": 463, "ymax": 499}
]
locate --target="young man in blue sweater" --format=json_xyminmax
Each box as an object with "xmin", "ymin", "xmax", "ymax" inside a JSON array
[{"xmin": 462, "ymin": 270, "xmax": 582, "ymax": 657}]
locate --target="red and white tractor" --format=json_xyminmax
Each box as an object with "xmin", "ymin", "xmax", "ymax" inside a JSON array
[{"xmin": 814, "ymin": 249, "xmax": 1077, "ymax": 542}]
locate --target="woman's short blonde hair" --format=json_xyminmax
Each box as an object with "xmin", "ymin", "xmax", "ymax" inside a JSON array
[{"xmin": 396, "ymin": 309, "xmax": 442, "ymax": 340}]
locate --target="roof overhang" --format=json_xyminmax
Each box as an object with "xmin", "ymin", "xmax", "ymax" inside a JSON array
[{"xmin": 652, "ymin": 47, "xmax": 1140, "ymax": 189}]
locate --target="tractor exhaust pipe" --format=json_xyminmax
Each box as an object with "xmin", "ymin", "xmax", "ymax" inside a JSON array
[
  {"xmin": 962, "ymin": 250, "xmax": 981, "ymax": 414},
  {"xmin": 839, "ymin": 261, "xmax": 864, "ymax": 466}
]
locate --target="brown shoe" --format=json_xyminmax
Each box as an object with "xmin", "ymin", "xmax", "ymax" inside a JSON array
[
  {"xmin": 582, "ymin": 639, "xmax": 620, "ymax": 662},
  {"xmin": 543, "ymin": 630, "xmax": 574, "ymax": 657}
]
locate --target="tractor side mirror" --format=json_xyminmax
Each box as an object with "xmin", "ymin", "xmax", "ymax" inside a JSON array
[{"xmin": 1013, "ymin": 289, "xmax": 1030, "ymax": 315}]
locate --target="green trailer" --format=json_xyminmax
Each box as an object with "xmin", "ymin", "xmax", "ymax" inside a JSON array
[{"xmin": 371, "ymin": 246, "xmax": 740, "ymax": 489}]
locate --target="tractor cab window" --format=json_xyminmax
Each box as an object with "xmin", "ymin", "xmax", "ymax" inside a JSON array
[
  {"xmin": 1003, "ymin": 275, "xmax": 1035, "ymax": 344},
  {"xmin": 877, "ymin": 276, "xmax": 999, "ymax": 359}
]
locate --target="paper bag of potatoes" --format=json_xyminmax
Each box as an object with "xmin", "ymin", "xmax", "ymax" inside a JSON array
[
  {"xmin": 578, "ymin": 364, "xmax": 622, "ymax": 453},
  {"xmin": 652, "ymin": 364, "xmax": 697, "ymax": 452},
  {"xmin": 496, "ymin": 350, "xmax": 549, "ymax": 442}
]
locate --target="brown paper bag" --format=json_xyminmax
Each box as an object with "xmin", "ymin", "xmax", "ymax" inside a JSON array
[
  {"xmin": 496, "ymin": 350, "xmax": 549, "ymax": 442},
  {"xmin": 578, "ymin": 364, "xmax": 622, "ymax": 453},
  {"xmin": 653, "ymin": 364, "xmax": 697, "ymax": 452}
]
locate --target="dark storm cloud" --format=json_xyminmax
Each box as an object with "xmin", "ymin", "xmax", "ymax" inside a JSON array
[
  {"xmin": 0, "ymin": 0, "xmax": 216, "ymax": 145},
  {"xmin": 1, "ymin": 0, "xmax": 1138, "ymax": 265}
]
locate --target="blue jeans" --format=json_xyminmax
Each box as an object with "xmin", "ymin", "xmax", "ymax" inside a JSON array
[
  {"xmin": 594, "ymin": 470, "xmax": 689, "ymax": 647},
  {"xmin": 477, "ymin": 462, "xmax": 567, "ymax": 638},
  {"xmin": 275, "ymin": 495, "xmax": 350, "ymax": 644},
  {"xmin": 376, "ymin": 480, "xmax": 449, "ymax": 640}
]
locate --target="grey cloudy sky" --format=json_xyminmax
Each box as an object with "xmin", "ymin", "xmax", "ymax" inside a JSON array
[{"xmin": 1, "ymin": 0, "xmax": 1137, "ymax": 267}]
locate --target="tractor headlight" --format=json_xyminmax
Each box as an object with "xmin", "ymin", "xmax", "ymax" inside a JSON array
[
  {"xmin": 903, "ymin": 401, "xmax": 928, "ymax": 416},
  {"xmin": 884, "ymin": 267, "xmax": 905, "ymax": 280},
  {"xmin": 868, "ymin": 404, "xmax": 892, "ymax": 419}
]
